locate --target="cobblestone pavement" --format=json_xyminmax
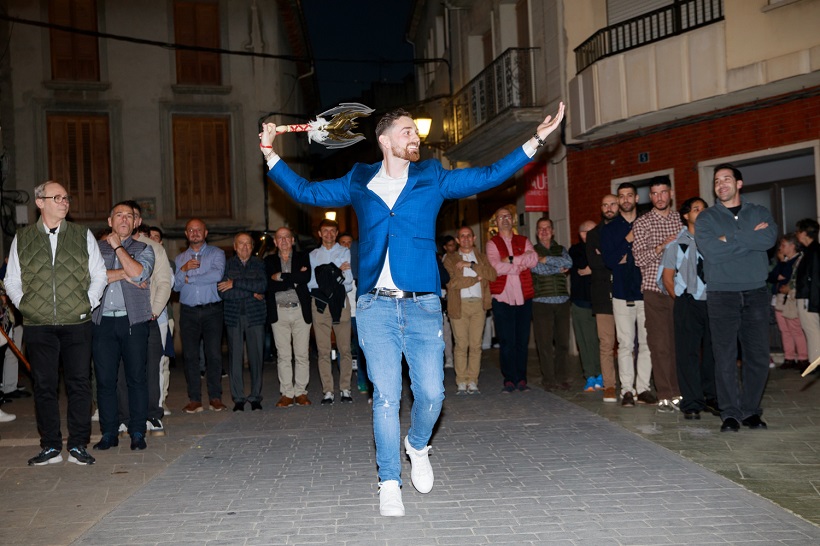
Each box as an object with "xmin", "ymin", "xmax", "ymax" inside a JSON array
[{"xmin": 0, "ymin": 351, "xmax": 818, "ymax": 545}]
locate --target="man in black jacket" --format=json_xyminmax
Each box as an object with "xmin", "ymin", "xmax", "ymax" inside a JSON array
[
  {"xmin": 586, "ymin": 194, "xmax": 619, "ymax": 402},
  {"xmin": 265, "ymin": 227, "xmax": 313, "ymax": 407},
  {"xmin": 795, "ymin": 218, "xmax": 820, "ymax": 373}
]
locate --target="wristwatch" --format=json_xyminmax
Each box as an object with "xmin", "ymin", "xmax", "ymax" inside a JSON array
[{"xmin": 508, "ymin": 256, "xmax": 514, "ymax": 264}]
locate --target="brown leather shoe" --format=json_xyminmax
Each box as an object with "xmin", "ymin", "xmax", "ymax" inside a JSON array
[
  {"xmin": 209, "ymin": 398, "xmax": 227, "ymax": 412},
  {"xmin": 276, "ymin": 395, "xmax": 294, "ymax": 407},
  {"xmin": 294, "ymin": 394, "xmax": 311, "ymax": 406},
  {"xmin": 182, "ymin": 401, "xmax": 203, "ymax": 413}
]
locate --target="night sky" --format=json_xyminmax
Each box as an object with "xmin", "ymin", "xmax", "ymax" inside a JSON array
[{"xmin": 301, "ymin": 0, "xmax": 415, "ymax": 109}]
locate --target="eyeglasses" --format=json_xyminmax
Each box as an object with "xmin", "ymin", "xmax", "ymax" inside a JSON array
[{"xmin": 40, "ymin": 194, "xmax": 72, "ymax": 204}]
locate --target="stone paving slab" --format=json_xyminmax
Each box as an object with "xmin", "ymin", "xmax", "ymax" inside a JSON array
[{"xmin": 76, "ymin": 380, "xmax": 820, "ymax": 545}]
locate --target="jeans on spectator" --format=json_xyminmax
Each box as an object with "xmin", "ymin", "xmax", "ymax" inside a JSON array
[
  {"xmin": 93, "ymin": 317, "xmax": 149, "ymax": 436},
  {"xmin": 357, "ymin": 292, "xmax": 445, "ymax": 485},
  {"xmin": 707, "ymin": 288, "xmax": 770, "ymax": 421},
  {"xmin": 491, "ymin": 299, "xmax": 533, "ymax": 386}
]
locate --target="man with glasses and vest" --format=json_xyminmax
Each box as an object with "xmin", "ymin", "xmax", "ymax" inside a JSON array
[{"xmin": 5, "ymin": 181, "xmax": 107, "ymax": 466}]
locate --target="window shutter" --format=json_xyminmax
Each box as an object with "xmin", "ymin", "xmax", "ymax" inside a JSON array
[
  {"xmin": 49, "ymin": 0, "xmax": 99, "ymax": 81},
  {"xmin": 173, "ymin": 116, "xmax": 232, "ymax": 219},
  {"xmin": 47, "ymin": 114, "xmax": 111, "ymax": 221}
]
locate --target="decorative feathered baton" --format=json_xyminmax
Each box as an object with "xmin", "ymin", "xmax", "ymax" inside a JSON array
[{"xmin": 273, "ymin": 102, "xmax": 374, "ymax": 149}]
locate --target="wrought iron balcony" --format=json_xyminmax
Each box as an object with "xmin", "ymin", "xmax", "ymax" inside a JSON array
[
  {"xmin": 574, "ymin": 0, "xmax": 724, "ymax": 74},
  {"xmin": 444, "ymin": 48, "xmax": 539, "ymax": 147}
]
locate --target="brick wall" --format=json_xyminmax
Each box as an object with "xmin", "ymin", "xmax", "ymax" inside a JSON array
[{"xmin": 567, "ymin": 90, "xmax": 820, "ymax": 232}]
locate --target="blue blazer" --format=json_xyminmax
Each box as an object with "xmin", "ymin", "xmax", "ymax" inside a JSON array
[{"xmin": 268, "ymin": 147, "xmax": 531, "ymax": 295}]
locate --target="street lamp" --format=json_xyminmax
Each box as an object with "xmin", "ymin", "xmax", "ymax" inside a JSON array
[{"xmin": 414, "ymin": 113, "xmax": 432, "ymax": 140}]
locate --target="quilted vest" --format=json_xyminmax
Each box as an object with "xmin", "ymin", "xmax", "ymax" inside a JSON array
[
  {"xmin": 92, "ymin": 238, "xmax": 153, "ymax": 326},
  {"xmin": 16, "ymin": 220, "xmax": 90, "ymax": 325},
  {"xmin": 489, "ymin": 234, "xmax": 534, "ymax": 300},
  {"xmin": 532, "ymin": 240, "xmax": 569, "ymax": 298}
]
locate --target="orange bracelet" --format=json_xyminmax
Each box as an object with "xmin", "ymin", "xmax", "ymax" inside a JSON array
[{"xmin": 260, "ymin": 145, "xmax": 273, "ymax": 148}]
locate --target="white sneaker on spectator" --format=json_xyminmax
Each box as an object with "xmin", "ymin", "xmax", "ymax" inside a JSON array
[
  {"xmin": 467, "ymin": 382, "xmax": 480, "ymax": 394},
  {"xmin": 118, "ymin": 423, "xmax": 128, "ymax": 437},
  {"xmin": 0, "ymin": 408, "xmax": 16, "ymax": 422},
  {"xmin": 378, "ymin": 480, "xmax": 404, "ymax": 517},
  {"xmin": 456, "ymin": 383, "xmax": 467, "ymax": 395},
  {"xmin": 90, "ymin": 409, "xmax": 99, "ymax": 422},
  {"xmin": 404, "ymin": 435, "xmax": 434, "ymax": 493}
]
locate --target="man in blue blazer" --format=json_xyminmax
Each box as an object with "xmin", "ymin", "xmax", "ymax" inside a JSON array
[{"xmin": 259, "ymin": 102, "xmax": 564, "ymax": 517}]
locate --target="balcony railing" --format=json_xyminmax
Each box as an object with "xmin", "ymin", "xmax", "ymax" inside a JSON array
[
  {"xmin": 445, "ymin": 48, "xmax": 538, "ymax": 145},
  {"xmin": 574, "ymin": 0, "xmax": 724, "ymax": 74}
]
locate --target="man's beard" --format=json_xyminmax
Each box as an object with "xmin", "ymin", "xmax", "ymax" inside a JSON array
[{"xmin": 392, "ymin": 144, "xmax": 420, "ymax": 162}]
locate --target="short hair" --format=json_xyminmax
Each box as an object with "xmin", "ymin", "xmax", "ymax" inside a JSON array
[
  {"xmin": 149, "ymin": 226, "xmax": 164, "ymax": 241},
  {"xmin": 616, "ymin": 182, "xmax": 637, "ymax": 194},
  {"xmin": 123, "ymin": 199, "xmax": 141, "ymax": 215},
  {"xmin": 780, "ymin": 232, "xmax": 800, "ymax": 250},
  {"xmin": 649, "ymin": 175, "xmax": 670, "ymax": 190},
  {"xmin": 137, "ymin": 224, "xmax": 151, "ymax": 235},
  {"xmin": 234, "ymin": 232, "xmax": 253, "ymax": 243},
  {"xmin": 796, "ymin": 218, "xmax": 819, "ymax": 241},
  {"xmin": 440, "ymin": 235, "xmax": 455, "ymax": 249},
  {"xmin": 34, "ymin": 181, "xmax": 63, "ymax": 199},
  {"xmin": 274, "ymin": 226, "xmax": 294, "ymax": 238},
  {"xmin": 376, "ymin": 108, "xmax": 412, "ymax": 138},
  {"xmin": 536, "ymin": 217, "xmax": 553, "ymax": 229},
  {"xmin": 679, "ymin": 197, "xmax": 708, "ymax": 226},
  {"xmin": 457, "ymin": 226, "xmax": 475, "ymax": 236},
  {"xmin": 338, "ymin": 232, "xmax": 353, "ymax": 241},
  {"xmin": 109, "ymin": 201, "xmax": 135, "ymax": 217},
  {"xmin": 713, "ymin": 163, "xmax": 743, "ymax": 181},
  {"xmin": 318, "ymin": 218, "xmax": 339, "ymax": 231}
]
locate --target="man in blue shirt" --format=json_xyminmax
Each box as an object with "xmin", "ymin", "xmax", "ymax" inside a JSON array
[
  {"xmin": 174, "ymin": 219, "xmax": 226, "ymax": 414},
  {"xmin": 308, "ymin": 219, "xmax": 354, "ymax": 405}
]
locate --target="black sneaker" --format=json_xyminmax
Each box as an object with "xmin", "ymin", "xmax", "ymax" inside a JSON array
[
  {"xmin": 636, "ymin": 391, "xmax": 658, "ymax": 405},
  {"xmin": 28, "ymin": 447, "xmax": 63, "ymax": 466},
  {"xmin": 621, "ymin": 392, "xmax": 635, "ymax": 407},
  {"xmin": 321, "ymin": 392, "xmax": 334, "ymax": 405},
  {"xmin": 130, "ymin": 432, "xmax": 147, "ymax": 451},
  {"xmin": 67, "ymin": 446, "xmax": 96, "ymax": 465}
]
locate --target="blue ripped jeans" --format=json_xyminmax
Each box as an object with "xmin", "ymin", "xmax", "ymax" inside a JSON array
[{"xmin": 356, "ymin": 292, "xmax": 445, "ymax": 484}]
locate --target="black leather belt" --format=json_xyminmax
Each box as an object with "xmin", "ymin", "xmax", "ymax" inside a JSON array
[{"xmin": 369, "ymin": 288, "xmax": 434, "ymax": 299}]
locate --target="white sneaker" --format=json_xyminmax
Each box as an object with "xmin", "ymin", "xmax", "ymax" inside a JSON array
[
  {"xmin": 0, "ymin": 408, "xmax": 16, "ymax": 422},
  {"xmin": 118, "ymin": 423, "xmax": 128, "ymax": 437},
  {"xmin": 404, "ymin": 435, "xmax": 434, "ymax": 494},
  {"xmin": 378, "ymin": 480, "xmax": 405, "ymax": 517},
  {"xmin": 90, "ymin": 409, "xmax": 99, "ymax": 422},
  {"xmin": 467, "ymin": 382, "xmax": 480, "ymax": 394},
  {"xmin": 456, "ymin": 383, "xmax": 467, "ymax": 395}
]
